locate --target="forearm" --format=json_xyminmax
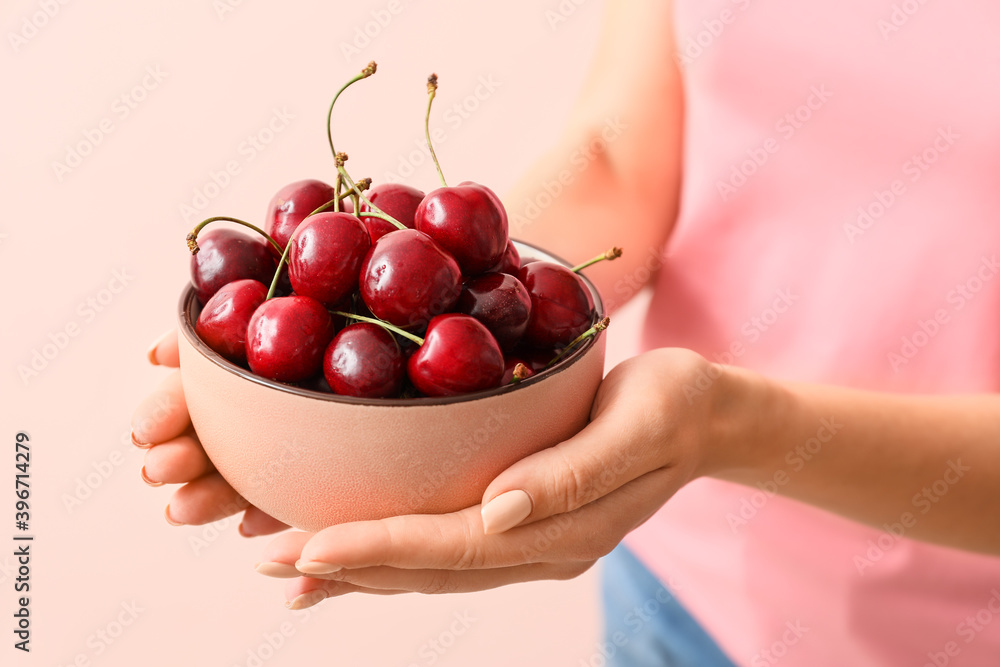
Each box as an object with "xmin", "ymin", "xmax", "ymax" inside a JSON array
[
  {"xmin": 504, "ymin": 0, "xmax": 684, "ymax": 309},
  {"xmin": 709, "ymin": 366, "xmax": 1000, "ymax": 555}
]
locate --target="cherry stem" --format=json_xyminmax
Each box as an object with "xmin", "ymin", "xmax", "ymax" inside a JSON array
[
  {"xmin": 330, "ymin": 311, "xmax": 424, "ymax": 346},
  {"xmin": 509, "ymin": 363, "xmax": 531, "ymax": 385},
  {"xmin": 546, "ymin": 317, "xmax": 610, "ymax": 368},
  {"xmin": 186, "ymin": 217, "xmax": 283, "ymax": 256},
  {"xmin": 337, "ymin": 160, "xmax": 406, "ymax": 230},
  {"xmin": 310, "ymin": 177, "xmax": 370, "ymax": 216},
  {"xmin": 571, "ymin": 247, "xmax": 623, "ymax": 273},
  {"xmin": 265, "ymin": 240, "xmax": 293, "ymax": 300},
  {"xmin": 327, "ymin": 61, "xmax": 377, "ymax": 164},
  {"xmin": 425, "ymin": 74, "xmax": 447, "ymax": 188}
]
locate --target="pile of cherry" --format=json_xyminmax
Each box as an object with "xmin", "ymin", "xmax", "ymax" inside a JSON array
[{"xmin": 187, "ymin": 63, "xmax": 615, "ymax": 398}]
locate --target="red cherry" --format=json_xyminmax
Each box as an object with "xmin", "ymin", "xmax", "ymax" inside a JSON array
[
  {"xmin": 415, "ymin": 182, "xmax": 508, "ymax": 275},
  {"xmin": 190, "ymin": 229, "xmax": 277, "ymax": 305},
  {"xmin": 323, "ymin": 322, "xmax": 404, "ymax": 398},
  {"xmin": 455, "ymin": 272, "xmax": 532, "ymax": 351},
  {"xmin": 195, "ymin": 279, "xmax": 268, "ymax": 363},
  {"xmin": 407, "ymin": 314, "xmax": 504, "ymax": 396},
  {"xmin": 265, "ymin": 179, "xmax": 336, "ymax": 252},
  {"xmin": 361, "ymin": 183, "xmax": 423, "ymax": 243},
  {"xmin": 246, "ymin": 296, "xmax": 335, "ymax": 383},
  {"xmin": 287, "ymin": 212, "xmax": 371, "ymax": 307},
  {"xmin": 488, "ymin": 239, "xmax": 521, "ymax": 276},
  {"xmin": 359, "ymin": 229, "xmax": 462, "ymax": 329},
  {"xmin": 518, "ymin": 261, "xmax": 593, "ymax": 347}
]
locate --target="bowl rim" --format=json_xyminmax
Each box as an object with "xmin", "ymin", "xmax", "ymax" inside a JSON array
[{"xmin": 179, "ymin": 238, "xmax": 606, "ymax": 407}]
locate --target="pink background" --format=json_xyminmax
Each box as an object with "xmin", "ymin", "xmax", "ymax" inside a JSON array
[{"xmin": 3, "ymin": 0, "xmax": 650, "ymax": 664}]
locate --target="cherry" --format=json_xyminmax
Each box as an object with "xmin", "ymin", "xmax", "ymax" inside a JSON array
[
  {"xmin": 287, "ymin": 212, "xmax": 371, "ymax": 307},
  {"xmin": 189, "ymin": 228, "xmax": 277, "ymax": 305},
  {"xmin": 412, "ymin": 74, "xmax": 508, "ymax": 275},
  {"xmin": 362, "ymin": 183, "xmax": 423, "ymax": 243},
  {"xmin": 265, "ymin": 179, "xmax": 337, "ymax": 252},
  {"xmin": 407, "ymin": 314, "xmax": 504, "ymax": 396},
  {"xmin": 455, "ymin": 272, "xmax": 531, "ymax": 351},
  {"xmin": 246, "ymin": 296, "xmax": 335, "ymax": 383},
  {"xmin": 359, "ymin": 229, "xmax": 462, "ymax": 329},
  {"xmin": 518, "ymin": 262, "xmax": 594, "ymax": 348},
  {"xmin": 415, "ymin": 183, "xmax": 508, "ymax": 275},
  {"xmin": 195, "ymin": 279, "xmax": 268, "ymax": 364},
  {"xmin": 323, "ymin": 322, "xmax": 405, "ymax": 398},
  {"xmin": 489, "ymin": 239, "xmax": 521, "ymax": 276}
]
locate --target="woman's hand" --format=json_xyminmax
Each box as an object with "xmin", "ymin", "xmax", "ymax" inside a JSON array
[
  {"xmin": 257, "ymin": 348, "xmax": 756, "ymax": 609},
  {"xmin": 132, "ymin": 330, "xmax": 289, "ymax": 537}
]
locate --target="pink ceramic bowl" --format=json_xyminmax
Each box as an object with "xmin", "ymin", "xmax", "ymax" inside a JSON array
[{"xmin": 177, "ymin": 240, "xmax": 606, "ymax": 532}]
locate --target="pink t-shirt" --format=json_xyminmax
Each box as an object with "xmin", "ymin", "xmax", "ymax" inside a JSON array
[{"xmin": 625, "ymin": 1, "xmax": 1000, "ymax": 665}]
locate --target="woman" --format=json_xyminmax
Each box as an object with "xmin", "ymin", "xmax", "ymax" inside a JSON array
[{"xmin": 133, "ymin": 1, "xmax": 1000, "ymax": 664}]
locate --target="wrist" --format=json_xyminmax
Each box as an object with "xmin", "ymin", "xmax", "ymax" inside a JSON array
[{"xmin": 696, "ymin": 362, "xmax": 792, "ymax": 482}]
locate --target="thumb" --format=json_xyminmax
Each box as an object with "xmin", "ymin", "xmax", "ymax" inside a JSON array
[
  {"xmin": 478, "ymin": 398, "xmax": 664, "ymax": 535},
  {"xmin": 147, "ymin": 329, "xmax": 179, "ymax": 367}
]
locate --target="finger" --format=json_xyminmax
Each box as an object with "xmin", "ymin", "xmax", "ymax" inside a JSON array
[
  {"xmin": 147, "ymin": 330, "xmax": 180, "ymax": 367},
  {"xmin": 293, "ymin": 465, "xmax": 682, "ymax": 573},
  {"xmin": 131, "ymin": 371, "xmax": 191, "ymax": 446},
  {"xmin": 142, "ymin": 432, "xmax": 214, "ymax": 485},
  {"xmin": 256, "ymin": 531, "xmax": 314, "ymax": 575},
  {"xmin": 479, "ymin": 390, "xmax": 668, "ymax": 534},
  {"xmin": 296, "ymin": 560, "xmax": 593, "ymax": 594},
  {"xmin": 239, "ymin": 507, "xmax": 289, "ymax": 538},
  {"xmin": 283, "ymin": 578, "xmax": 405, "ymax": 610},
  {"xmin": 165, "ymin": 472, "xmax": 248, "ymax": 526}
]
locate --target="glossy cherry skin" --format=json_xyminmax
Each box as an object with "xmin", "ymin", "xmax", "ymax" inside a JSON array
[
  {"xmin": 518, "ymin": 261, "xmax": 593, "ymax": 347},
  {"xmin": 265, "ymin": 179, "xmax": 337, "ymax": 252},
  {"xmin": 246, "ymin": 296, "xmax": 335, "ymax": 383},
  {"xmin": 407, "ymin": 314, "xmax": 504, "ymax": 397},
  {"xmin": 287, "ymin": 212, "xmax": 371, "ymax": 307},
  {"xmin": 455, "ymin": 272, "xmax": 532, "ymax": 351},
  {"xmin": 361, "ymin": 183, "xmax": 423, "ymax": 243},
  {"xmin": 488, "ymin": 239, "xmax": 521, "ymax": 276},
  {"xmin": 414, "ymin": 182, "xmax": 508, "ymax": 275},
  {"xmin": 195, "ymin": 279, "xmax": 268, "ymax": 364},
  {"xmin": 323, "ymin": 323, "xmax": 405, "ymax": 398},
  {"xmin": 190, "ymin": 229, "xmax": 277, "ymax": 305},
  {"xmin": 359, "ymin": 229, "xmax": 462, "ymax": 329}
]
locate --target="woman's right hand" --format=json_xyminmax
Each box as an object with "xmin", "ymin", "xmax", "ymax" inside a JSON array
[{"xmin": 131, "ymin": 330, "xmax": 289, "ymax": 537}]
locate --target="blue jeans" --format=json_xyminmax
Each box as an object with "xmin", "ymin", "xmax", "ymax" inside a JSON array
[{"xmin": 598, "ymin": 545, "xmax": 736, "ymax": 667}]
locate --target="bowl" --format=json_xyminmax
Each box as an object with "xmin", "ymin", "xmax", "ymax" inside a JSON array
[{"xmin": 177, "ymin": 240, "xmax": 606, "ymax": 532}]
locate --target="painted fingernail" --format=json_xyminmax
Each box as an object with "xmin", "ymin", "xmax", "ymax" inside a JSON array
[
  {"xmin": 164, "ymin": 504, "xmax": 184, "ymax": 526},
  {"xmin": 130, "ymin": 431, "xmax": 152, "ymax": 449},
  {"xmin": 285, "ymin": 590, "xmax": 328, "ymax": 611},
  {"xmin": 140, "ymin": 466, "xmax": 163, "ymax": 487},
  {"xmin": 146, "ymin": 331, "xmax": 172, "ymax": 366},
  {"xmin": 481, "ymin": 489, "xmax": 533, "ymax": 535},
  {"xmin": 255, "ymin": 562, "xmax": 302, "ymax": 578},
  {"xmin": 295, "ymin": 560, "xmax": 342, "ymax": 576}
]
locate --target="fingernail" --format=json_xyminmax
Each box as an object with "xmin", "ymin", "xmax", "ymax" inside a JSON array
[
  {"xmin": 140, "ymin": 466, "xmax": 163, "ymax": 487},
  {"xmin": 255, "ymin": 562, "xmax": 302, "ymax": 578},
  {"xmin": 146, "ymin": 331, "xmax": 172, "ymax": 366},
  {"xmin": 481, "ymin": 489, "xmax": 533, "ymax": 535},
  {"xmin": 285, "ymin": 590, "xmax": 328, "ymax": 611},
  {"xmin": 130, "ymin": 431, "xmax": 152, "ymax": 449},
  {"xmin": 164, "ymin": 504, "xmax": 184, "ymax": 526},
  {"xmin": 295, "ymin": 560, "xmax": 342, "ymax": 576},
  {"xmin": 238, "ymin": 522, "xmax": 252, "ymax": 538}
]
